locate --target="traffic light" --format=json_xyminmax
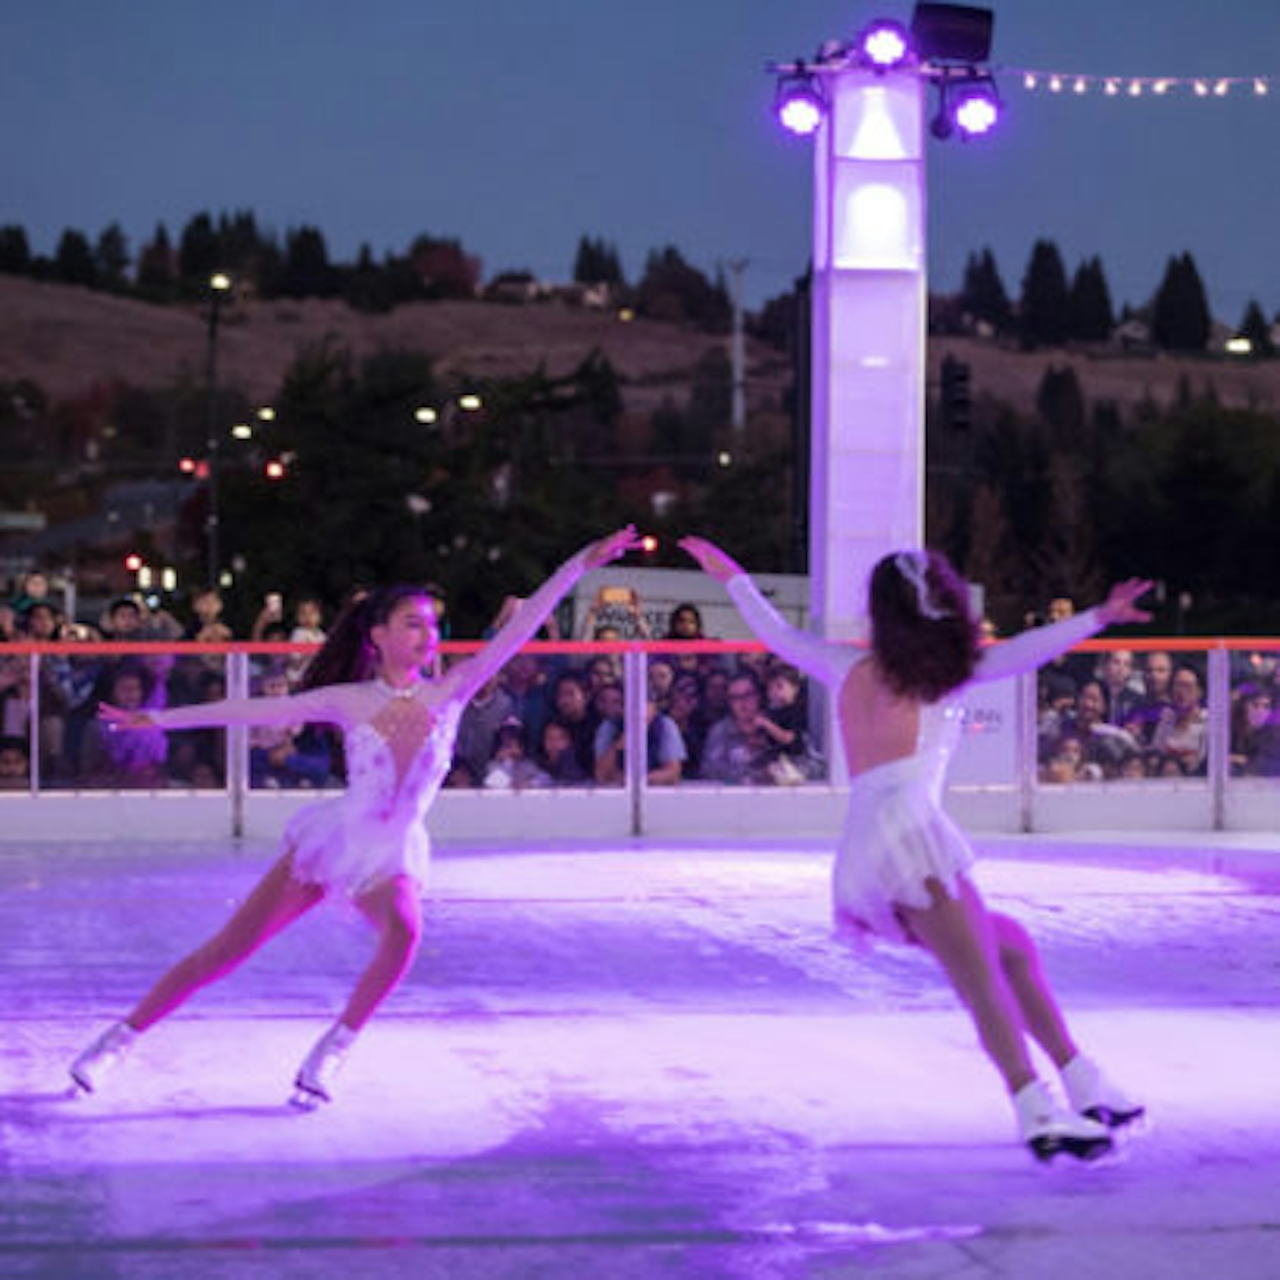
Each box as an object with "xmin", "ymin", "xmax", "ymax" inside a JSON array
[
  {"xmin": 940, "ymin": 355, "xmax": 972, "ymax": 430},
  {"xmin": 123, "ymin": 553, "xmax": 143, "ymax": 572},
  {"xmin": 265, "ymin": 459, "xmax": 286, "ymax": 480}
]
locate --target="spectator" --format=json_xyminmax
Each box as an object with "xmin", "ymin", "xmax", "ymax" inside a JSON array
[
  {"xmin": 578, "ymin": 585, "xmax": 650, "ymax": 641},
  {"xmin": 424, "ymin": 582, "xmax": 450, "ymax": 640},
  {"xmin": 538, "ymin": 718, "xmax": 590, "ymax": 785},
  {"xmin": 483, "ymin": 718, "xmax": 551, "ymax": 791},
  {"xmin": 1053, "ymin": 679, "xmax": 1141, "ymax": 777},
  {"xmin": 454, "ymin": 673, "xmax": 516, "ymax": 780},
  {"xmin": 249, "ymin": 670, "xmax": 331, "ymax": 789},
  {"xmin": 1229, "ymin": 682, "xmax": 1280, "ymax": 777},
  {"xmin": 666, "ymin": 671, "xmax": 706, "ymax": 778},
  {"xmin": 1130, "ymin": 651, "xmax": 1175, "ymax": 744},
  {"xmin": 647, "ymin": 656, "xmax": 678, "ymax": 709},
  {"xmin": 1151, "ymin": 664, "xmax": 1208, "ymax": 776},
  {"xmin": 80, "ymin": 663, "xmax": 167, "ymax": 788},
  {"xmin": 0, "ymin": 734, "xmax": 29, "ymax": 790},
  {"xmin": 10, "ymin": 570, "xmax": 53, "ymax": 615},
  {"xmin": 665, "ymin": 601, "xmax": 710, "ymax": 676},
  {"xmin": 188, "ymin": 588, "xmax": 232, "ymax": 642},
  {"xmin": 288, "ymin": 596, "xmax": 327, "ymax": 686},
  {"xmin": 549, "ymin": 670, "xmax": 596, "ymax": 776},
  {"xmin": 594, "ymin": 695, "xmax": 686, "ymax": 787},
  {"xmin": 1096, "ymin": 650, "xmax": 1144, "ymax": 727},
  {"xmin": 700, "ymin": 671, "xmax": 782, "ymax": 785},
  {"xmin": 499, "ymin": 651, "xmax": 555, "ymax": 750}
]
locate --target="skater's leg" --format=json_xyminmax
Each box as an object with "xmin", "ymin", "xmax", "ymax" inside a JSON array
[
  {"xmin": 899, "ymin": 876, "xmax": 1036, "ymax": 1095},
  {"xmin": 291, "ymin": 874, "xmax": 422, "ymax": 1106},
  {"xmin": 127, "ymin": 852, "xmax": 324, "ymax": 1030},
  {"xmin": 990, "ymin": 910, "xmax": 1078, "ymax": 1068}
]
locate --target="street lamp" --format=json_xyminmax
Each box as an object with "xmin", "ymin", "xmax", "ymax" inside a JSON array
[{"xmin": 204, "ymin": 273, "xmax": 232, "ymax": 589}]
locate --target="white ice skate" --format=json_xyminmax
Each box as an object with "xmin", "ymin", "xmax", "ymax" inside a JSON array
[
  {"xmin": 1014, "ymin": 1080, "xmax": 1113, "ymax": 1164},
  {"xmin": 289, "ymin": 1022, "xmax": 357, "ymax": 1109},
  {"xmin": 1061, "ymin": 1054, "xmax": 1147, "ymax": 1131},
  {"xmin": 68, "ymin": 1021, "xmax": 138, "ymax": 1095}
]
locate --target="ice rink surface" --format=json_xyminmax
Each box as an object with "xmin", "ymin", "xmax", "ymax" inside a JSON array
[{"xmin": 2, "ymin": 833, "xmax": 1278, "ymax": 1278}]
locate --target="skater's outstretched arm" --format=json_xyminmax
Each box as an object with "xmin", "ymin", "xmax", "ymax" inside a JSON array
[
  {"xmin": 99, "ymin": 683, "xmax": 357, "ymax": 733},
  {"xmin": 446, "ymin": 526, "xmax": 644, "ymax": 706},
  {"xmin": 973, "ymin": 579, "xmax": 1152, "ymax": 684},
  {"xmin": 679, "ymin": 536, "xmax": 861, "ymax": 691}
]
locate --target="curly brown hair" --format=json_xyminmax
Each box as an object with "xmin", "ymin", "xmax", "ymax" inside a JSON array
[{"xmin": 869, "ymin": 550, "xmax": 980, "ymax": 702}]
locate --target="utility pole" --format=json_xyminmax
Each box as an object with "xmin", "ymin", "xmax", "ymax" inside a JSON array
[{"xmin": 726, "ymin": 258, "xmax": 749, "ymax": 446}]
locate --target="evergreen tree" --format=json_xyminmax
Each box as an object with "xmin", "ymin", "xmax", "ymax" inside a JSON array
[
  {"xmin": 959, "ymin": 247, "xmax": 1012, "ymax": 332},
  {"xmin": 1068, "ymin": 256, "xmax": 1114, "ymax": 342},
  {"xmin": 0, "ymin": 224, "xmax": 32, "ymax": 275},
  {"xmin": 1018, "ymin": 239, "xmax": 1070, "ymax": 349},
  {"xmin": 1036, "ymin": 365, "xmax": 1086, "ymax": 440},
  {"xmin": 636, "ymin": 246, "xmax": 730, "ymax": 332},
  {"xmin": 54, "ymin": 228, "xmax": 97, "ymax": 287},
  {"xmin": 573, "ymin": 235, "xmax": 624, "ymax": 285},
  {"xmin": 279, "ymin": 225, "xmax": 339, "ymax": 298},
  {"xmin": 1151, "ymin": 252, "xmax": 1211, "ymax": 352},
  {"xmin": 407, "ymin": 234, "xmax": 481, "ymax": 299},
  {"xmin": 178, "ymin": 213, "xmax": 221, "ymax": 294},
  {"xmin": 94, "ymin": 222, "xmax": 130, "ymax": 292},
  {"xmin": 135, "ymin": 223, "xmax": 177, "ymax": 301},
  {"xmin": 1238, "ymin": 298, "xmax": 1274, "ymax": 357}
]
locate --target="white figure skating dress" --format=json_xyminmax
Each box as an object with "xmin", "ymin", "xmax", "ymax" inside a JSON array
[{"xmin": 726, "ymin": 575, "xmax": 1105, "ymax": 944}]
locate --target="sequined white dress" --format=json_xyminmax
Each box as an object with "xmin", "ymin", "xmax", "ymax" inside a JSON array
[
  {"xmin": 149, "ymin": 553, "xmax": 589, "ymax": 897},
  {"xmin": 726, "ymin": 576, "xmax": 1104, "ymax": 944}
]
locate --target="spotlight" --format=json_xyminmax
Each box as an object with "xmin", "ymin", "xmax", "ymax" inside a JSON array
[
  {"xmin": 857, "ymin": 20, "xmax": 912, "ymax": 70},
  {"xmin": 910, "ymin": 3, "xmax": 994, "ymax": 64},
  {"xmin": 775, "ymin": 71, "xmax": 825, "ymax": 135},
  {"xmin": 952, "ymin": 77, "xmax": 1001, "ymax": 137}
]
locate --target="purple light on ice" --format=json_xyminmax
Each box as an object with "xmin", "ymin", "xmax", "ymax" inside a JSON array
[{"xmin": 859, "ymin": 22, "xmax": 910, "ymax": 69}]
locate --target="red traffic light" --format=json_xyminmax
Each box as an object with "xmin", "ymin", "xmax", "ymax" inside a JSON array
[
  {"xmin": 124, "ymin": 553, "xmax": 144, "ymax": 572},
  {"xmin": 640, "ymin": 534, "xmax": 659, "ymax": 554},
  {"xmin": 265, "ymin": 459, "xmax": 286, "ymax": 480},
  {"xmin": 178, "ymin": 456, "xmax": 197, "ymax": 474}
]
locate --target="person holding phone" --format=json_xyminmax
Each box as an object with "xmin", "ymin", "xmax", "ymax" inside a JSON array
[
  {"xmin": 577, "ymin": 584, "xmax": 651, "ymax": 641},
  {"xmin": 69, "ymin": 528, "xmax": 643, "ymax": 1108}
]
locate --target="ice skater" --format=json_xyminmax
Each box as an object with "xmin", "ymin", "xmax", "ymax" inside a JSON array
[
  {"xmin": 70, "ymin": 527, "xmax": 643, "ymax": 1107},
  {"xmin": 680, "ymin": 535, "xmax": 1149, "ymax": 1163}
]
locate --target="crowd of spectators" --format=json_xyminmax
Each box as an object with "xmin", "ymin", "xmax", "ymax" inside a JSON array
[{"xmin": 9, "ymin": 572, "xmax": 1279, "ymax": 795}]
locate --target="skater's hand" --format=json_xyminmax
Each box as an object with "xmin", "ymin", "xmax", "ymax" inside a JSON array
[
  {"xmin": 583, "ymin": 525, "xmax": 644, "ymax": 570},
  {"xmin": 1098, "ymin": 579, "xmax": 1154, "ymax": 627},
  {"xmin": 98, "ymin": 703, "xmax": 156, "ymax": 731},
  {"xmin": 678, "ymin": 536, "xmax": 744, "ymax": 584}
]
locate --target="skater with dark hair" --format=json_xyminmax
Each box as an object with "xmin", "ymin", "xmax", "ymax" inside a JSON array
[
  {"xmin": 70, "ymin": 527, "xmax": 643, "ymax": 1106},
  {"xmin": 682, "ymin": 535, "xmax": 1150, "ymax": 1163}
]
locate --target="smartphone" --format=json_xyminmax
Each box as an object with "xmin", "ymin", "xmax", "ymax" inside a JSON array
[
  {"xmin": 265, "ymin": 592, "xmax": 283, "ymax": 616},
  {"xmin": 601, "ymin": 586, "xmax": 631, "ymax": 605}
]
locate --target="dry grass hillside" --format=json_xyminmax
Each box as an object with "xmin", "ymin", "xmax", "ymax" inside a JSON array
[{"xmin": 5, "ymin": 275, "xmax": 1280, "ymax": 421}]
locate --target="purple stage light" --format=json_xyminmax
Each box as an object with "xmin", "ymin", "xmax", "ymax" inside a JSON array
[
  {"xmin": 775, "ymin": 75, "xmax": 825, "ymax": 136},
  {"xmin": 858, "ymin": 20, "xmax": 911, "ymax": 70},
  {"xmin": 952, "ymin": 82, "xmax": 1000, "ymax": 136}
]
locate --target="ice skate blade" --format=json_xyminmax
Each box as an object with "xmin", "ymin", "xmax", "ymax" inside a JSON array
[
  {"xmin": 1028, "ymin": 1132, "xmax": 1114, "ymax": 1164},
  {"xmin": 289, "ymin": 1083, "xmax": 329, "ymax": 1111},
  {"xmin": 1084, "ymin": 1104, "xmax": 1147, "ymax": 1133}
]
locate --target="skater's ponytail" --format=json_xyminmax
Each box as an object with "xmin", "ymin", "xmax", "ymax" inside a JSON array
[{"xmin": 298, "ymin": 585, "xmax": 432, "ymax": 691}]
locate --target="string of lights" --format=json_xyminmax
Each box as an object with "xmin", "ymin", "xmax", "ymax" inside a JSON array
[{"xmin": 1007, "ymin": 69, "xmax": 1272, "ymax": 99}]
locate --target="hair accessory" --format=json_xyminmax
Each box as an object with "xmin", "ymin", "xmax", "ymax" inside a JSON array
[{"xmin": 894, "ymin": 550, "xmax": 951, "ymax": 620}]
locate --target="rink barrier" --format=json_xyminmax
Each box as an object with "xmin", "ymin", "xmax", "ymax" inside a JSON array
[{"xmin": 3, "ymin": 637, "xmax": 1280, "ymax": 841}]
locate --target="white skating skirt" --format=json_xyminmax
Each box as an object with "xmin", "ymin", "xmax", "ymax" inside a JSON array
[
  {"xmin": 284, "ymin": 796, "xmax": 431, "ymax": 898},
  {"xmin": 832, "ymin": 754, "xmax": 975, "ymax": 946}
]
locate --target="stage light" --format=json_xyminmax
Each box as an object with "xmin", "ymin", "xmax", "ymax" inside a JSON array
[
  {"xmin": 910, "ymin": 3, "xmax": 993, "ymax": 64},
  {"xmin": 775, "ymin": 71, "xmax": 825, "ymax": 136},
  {"xmin": 858, "ymin": 20, "xmax": 911, "ymax": 70},
  {"xmin": 265, "ymin": 459, "xmax": 286, "ymax": 480},
  {"xmin": 952, "ymin": 77, "xmax": 1001, "ymax": 137}
]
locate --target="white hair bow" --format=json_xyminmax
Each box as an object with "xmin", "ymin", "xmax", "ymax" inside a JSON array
[{"xmin": 894, "ymin": 550, "xmax": 951, "ymax": 620}]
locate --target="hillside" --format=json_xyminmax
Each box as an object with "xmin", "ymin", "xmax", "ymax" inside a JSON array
[{"xmin": 4, "ymin": 275, "xmax": 1280, "ymax": 421}]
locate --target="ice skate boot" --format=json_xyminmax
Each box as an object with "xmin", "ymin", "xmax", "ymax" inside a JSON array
[
  {"xmin": 290, "ymin": 1022, "xmax": 357, "ymax": 1109},
  {"xmin": 1061, "ymin": 1054, "xmax": 1146, "ymax": 1131},
  {"xmin": 69, "ymin": 1021, "xmax": 138, "ymax": 1095},
  {"xmin": 1014, "ymin": 1080, "xmax": 1113, "ymax": 1163}
]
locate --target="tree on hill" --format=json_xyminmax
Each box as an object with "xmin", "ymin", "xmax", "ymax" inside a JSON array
[
  {"xmin": 1151, "ymin": 252, "xmax": 1211, "ymax": 352},
  {"xmin": 0, "ymin": 225, "xmax": 32, "ymax": 275},
  {"xmin": 407, "ymin": 234, "xmax": 481, "ymax": 300},
  {"xmin": 1036, "ymin": 365, "xmax": 1086, "ymax": 441},
  {"xmin": 959, "ymin": 247, "xmax": 1012, "ymax": 333},
  {"xmin": 135, "ymin": 223, "xmax": 178, "ymax": 301},
  {"xmin": 178, "ymin": 213, "xmax": 221, "ymax": 296},
  {"xmin": 1238, "ymin": 298, "xmax": 1274, "ymax": 357},
  {"xmin": 54, "ymin": 229, "xmax": 97, "ymax": 288},
  {"xmin": 1068, "ymin": 256, "xmax": 1113, "ymax": 343},
  {"xmin": 278, "ymin": 225, "xmax": 339, "ymax": 299},
  {"xmin": 94, "ymin": 223, "xmax": 130, "ymax": 293},
  {"xmin": 1018, "ymin": 239, "xmax": 1070, "ymax": 349},
  {"xmin": 573, "ymin": 236, "xmax": 625, "ymax": 286},
  {"xmin": 636, "ymin": 246, "xmax": 730, "ymax": 332}
]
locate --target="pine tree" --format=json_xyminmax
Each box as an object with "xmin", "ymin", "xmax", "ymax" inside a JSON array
[
  {"xmin": 54, "ymin": 228, "xmax": 97, "ymax": 287},
  {"xmin": 1068, "ymin": 257, "xmax": 1114, "ymax": 342},
  {"xmin": 1238, "ymin": 299, "xmax": 1274, "ymax": 357},
  {"xmin": 135, "ymin": 223, "xmax": 177, "ymax": 301},
  {"xmin": 1151, "ymin": 253, "xmax": 1211, "ymax": 352},
  {"xmin": 94, "ymin": 223, "xmax": 130, "ymax": 292},
  {"xmin": 1018, "ymin": 240, "xmax": 1070, "ymax": 349},
  {"xmin": 178, "ymin": 213, "xmax": 221, "ymax": 295},
  {"xmin": 0, "ymin": 225, "xmax": 32, "ymax": 275},
  {"xmin": 959, "ymin": 247, "xmax": 1012, "ymax": 332}
]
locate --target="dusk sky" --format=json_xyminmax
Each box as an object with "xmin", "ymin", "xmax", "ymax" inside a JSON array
[{"xmin": 4, "ymin": 1, "xmax": 1279, "ymax": 319}]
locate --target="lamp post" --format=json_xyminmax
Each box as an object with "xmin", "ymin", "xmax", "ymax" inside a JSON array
[{"xmin": 204, "ymin": 272, "xmax": 232, "ymax": 589}]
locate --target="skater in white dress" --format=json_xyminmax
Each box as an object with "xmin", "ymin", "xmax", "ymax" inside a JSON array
[
  {"xmin": 70, "ymin": 526, "xmax": 642, "ymax": 1105},
  {"xmin": 681, "ymin": 535, "xmax": 1150, "ymax": 1162}
]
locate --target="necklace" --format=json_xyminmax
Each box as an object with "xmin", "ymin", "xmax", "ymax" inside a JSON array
[{"xmin": 375, "ymin": 677, "xmax": 420, "ymax": 700}]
